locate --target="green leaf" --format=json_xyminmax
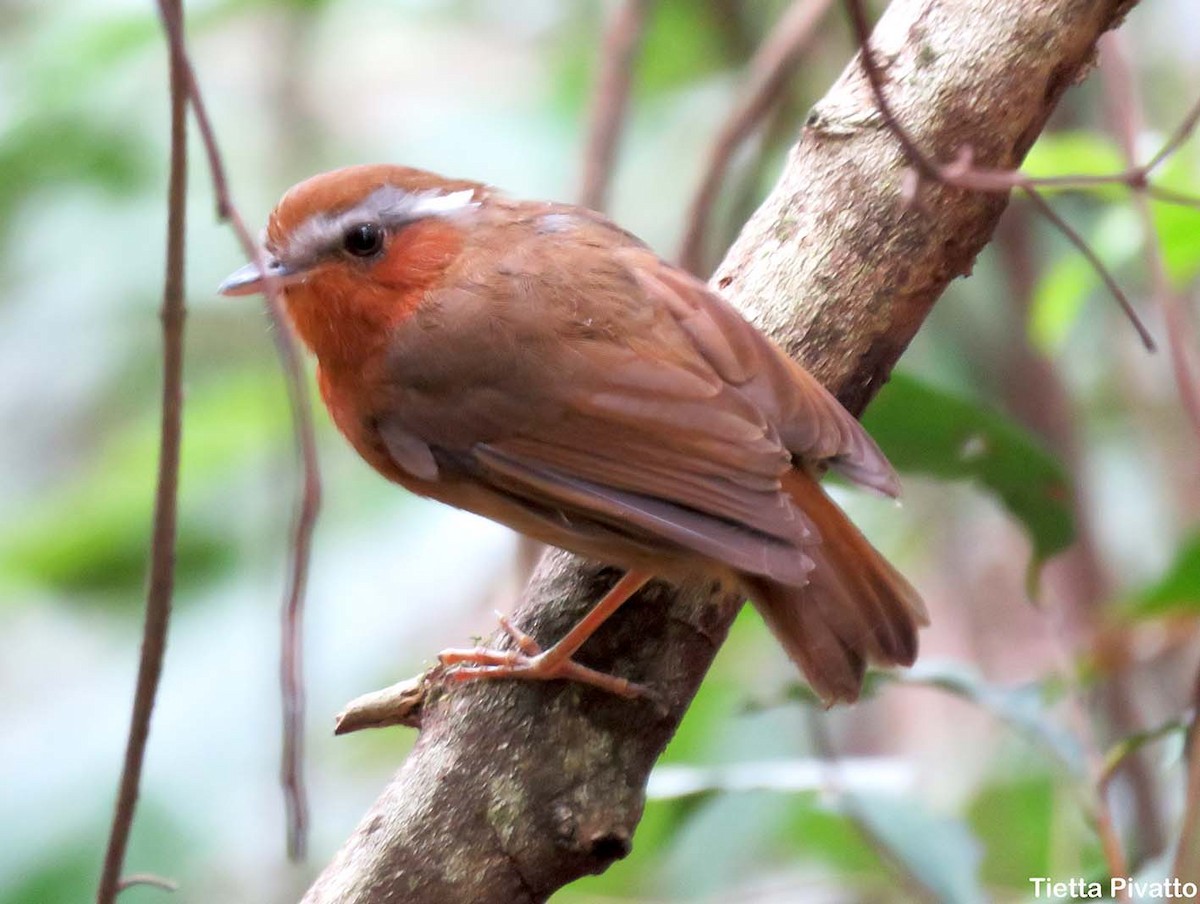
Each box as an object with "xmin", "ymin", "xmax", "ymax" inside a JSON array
[
  {"xmin": 1100, "ymin": 716, "xmax": 1189, "ymax": 786},
  {"xmin": 1126, "ymin": 533, "xmax": 1200, "ymax": 618},
  {"xmin": 968, "ymin": 774, "xmax": 1055, "ymax": 888},
  {"xmin": 1029, "ymin": 254, "xmax": 1094, "ymax": 352},
  {"xmin": 1148, "ymin": 151, "xmax": 1200, "ymax": 288},
  {"xmin": 1155, "ymin": 202, "xmax": 1200, "ymax": 288},
  {"xmin": 862, "ymin": 374, "xmax": 1075, "ymax": 565}
]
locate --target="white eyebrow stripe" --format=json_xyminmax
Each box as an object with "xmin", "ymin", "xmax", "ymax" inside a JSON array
[
  {"xmin": 284, "ymin": 186, "xmax": 479, "ymax": 265},
  {"xmin": 402, "ymin": 189, "xmax": 476, "ymax": 217}
]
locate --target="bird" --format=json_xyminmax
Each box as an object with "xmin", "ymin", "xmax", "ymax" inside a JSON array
[{"xmin": 219, "ymin": 164, "xmax": 928, "ymax": 704}]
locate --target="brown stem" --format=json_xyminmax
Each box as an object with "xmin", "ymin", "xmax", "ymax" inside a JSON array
[
  {"xmin": 151, "ymin": 0, "xmax": 324, "ymax": 862},
  {"xmin": 95, "ymin": 1, "xmax": 188, "ymax": 899},
  {"xmin": 577, "ymin": 0, "xmax": 652, "ymax": 212},
  {"xmin": 302, "ymin": 1, "xmax": 1144, "ymax": 901},
  {"xmin": 1101, "ymin": 33, "xmax": 1200, "ymax": 451},
  {"xmin": 678, "ymin": 0, "xmax": 835, "ymax": 275},
  {"xmin": 1173, "ymin": 667, "xmax": 1200, "ymax": 884}
]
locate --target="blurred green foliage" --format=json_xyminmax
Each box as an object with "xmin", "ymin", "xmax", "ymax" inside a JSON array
[
  {"xmin": 0, "ymin": 118, "xmax": 149, "ymax": 229},
  {"xmin": 1127, "ymin": 532, "xmax": 1200, "ymax": 617},
  {"xmin": 0, "ymin": 372, "xmax": 288, "ymax": 604}
]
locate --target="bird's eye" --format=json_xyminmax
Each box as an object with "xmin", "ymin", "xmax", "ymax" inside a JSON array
[{"xmin": 342, "ymin": 222, "xmax": 384, "ymax": 258}]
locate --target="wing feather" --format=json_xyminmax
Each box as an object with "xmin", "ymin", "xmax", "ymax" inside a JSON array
[
  {"xmin": 620, "ymin": 249, "xmax": 901, "ymax": 496},
  {"xmin": 376, "ymin": 206, "xmax": 901, "ymax": 584},
  {"xmin": 472, "ymin": 444, "xmax": 813, "ymax": 586}
]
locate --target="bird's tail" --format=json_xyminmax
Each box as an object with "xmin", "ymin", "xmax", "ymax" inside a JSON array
[{"xmin": 744, "ymin": 470, "xmax": 928, "ymax": 704}]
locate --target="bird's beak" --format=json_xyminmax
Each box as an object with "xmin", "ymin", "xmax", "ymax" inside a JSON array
[{"xmin": 217, "ymin": 258, "xmax": 297, "ymax": 297}]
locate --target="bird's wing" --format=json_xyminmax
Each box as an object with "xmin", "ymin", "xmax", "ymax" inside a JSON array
[
  {"xmin": 614, "ymin": 248, "xmax": 899, "ymax": 496},
  {"xmin": 382, "ymin": 286, "xmax": 818, "ymax": 583},
  {"xmin": 378, "ymin": 212, "xmax": 891, "ymax": 581}
]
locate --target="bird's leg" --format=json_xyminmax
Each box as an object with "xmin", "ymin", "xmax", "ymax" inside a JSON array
[{"xmin": 438, "ymin": 570, "xmax": 653, "ymax": 699}]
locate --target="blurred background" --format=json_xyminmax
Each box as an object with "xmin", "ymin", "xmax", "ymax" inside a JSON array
[{"xmin": 2, "ymin": 0, "xmax": 1200, "ymax": 901}]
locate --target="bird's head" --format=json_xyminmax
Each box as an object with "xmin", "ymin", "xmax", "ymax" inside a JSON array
[{"xmin": 219, "ymin": 164, "xmax": 485, "ymax": 364}]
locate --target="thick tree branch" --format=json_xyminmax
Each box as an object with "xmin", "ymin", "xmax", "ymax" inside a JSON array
[{"xmin": 303, "ymin": 0, "xmax": 1139, "ymax": 900}]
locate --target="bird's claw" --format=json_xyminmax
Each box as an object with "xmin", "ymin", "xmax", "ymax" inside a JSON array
[{"xmin": 438, "ymin": 614, "xmax": 649, "ymax": 700}]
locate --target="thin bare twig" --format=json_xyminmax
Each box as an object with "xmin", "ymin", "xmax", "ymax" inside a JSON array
[
  {"xmin": 1146, "ymin": 97, "xmax": 1200, "ymax": 173},
  {"xmin": 1101, "ymin": 33, "xmax": 1200, "ymax": 451},
  {"xmin": 678, "ymin": 0, "xmax": 835, "ymax": 274},
  {"xmin": 1174, "ymin": 666, "xmax": 1200, "ymax": 883},
  {"xmin": 1019, "ymin": 185, "xmax": 1155, "ymax": 350},
  {"xmin": 96, "ymin": 1, "xmax": 188, "ymax": 900},
  {"xmin": 843, "ymin": 0, "xmax": 1166, "ymax": 353},
  {"xmin": 578, "ymin": 0, "xmax": 652, "ymax": 211},
  {"xmin": 1044, "ymin": 624, "xmax": 1132, "ymax": 897},
  {"xmin": 116, "ymin": 874, "xmax": 180, "ymax": 894},
  {"xmin": 153, "ymin": 0, "xmax": 322, "ymax": 861}
]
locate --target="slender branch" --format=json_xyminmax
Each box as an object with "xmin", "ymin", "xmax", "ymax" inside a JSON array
[
  {"xmin": 1101, "ymin": 33, "xmax": 1200, "ymax": 451},
  {"xmin": 577, "ymin": 0, "xmax": 652, "ymax": 212},
  {"xmin": 153, "ymin": 0, "xmax": 323, "ymax": 861},
  {"xmin": 1146, "ymin": 96, "xmax": 1200, "ymax": 172},
  {"xmin": 1038, "ymin": 607, "xmax": 1133, "ymax": 895},
  {"xmin": 96, "ymin": 2, "xmax": 188, "ymax": 900},
  {"xmin": 303, "ymin": 1, "xmax": 1144, "ymax": 900},
  {"xmin": 116, "ymin": 875, "xmax": 180, "ymax": 894},
  {"xmin": 845, "ymin": 0, "xmax": 1200, "ymax": 203},
  {"xmin": 678, "ymin": 0, "xmax": 835, "ymax": 274},
  {"xmin": 1174, "ymin": 666, "xmax": 1200, "ymax": 884},
  {"xmin": 1019, "ymin": 184, "xmax": 1154, "ymax": 351}
]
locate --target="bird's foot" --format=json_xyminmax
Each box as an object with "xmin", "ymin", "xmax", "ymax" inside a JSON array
[{"xmin": 438, "ymin": 612, "xmax": 648, "ymax": 700}]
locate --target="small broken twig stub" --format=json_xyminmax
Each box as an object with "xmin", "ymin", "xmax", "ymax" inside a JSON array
[{"xmin": 336, "ymin": 674, "xmax": 432, "ymax": 734}]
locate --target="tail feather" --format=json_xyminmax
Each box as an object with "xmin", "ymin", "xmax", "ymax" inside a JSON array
[{"xmin": 746, "ymin": 470, "xmax": 927, "ymax": 704}]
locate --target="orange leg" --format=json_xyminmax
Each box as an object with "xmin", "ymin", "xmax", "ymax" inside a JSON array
[{"xmin": 438, "ymin": 570, "xmax": 653, "ymax": 699}]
